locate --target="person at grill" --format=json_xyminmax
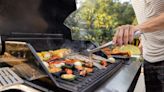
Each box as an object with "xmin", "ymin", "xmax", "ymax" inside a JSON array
[{"xmin": 112, "ymin": 0, "xmax": 164, "ymax": 92}]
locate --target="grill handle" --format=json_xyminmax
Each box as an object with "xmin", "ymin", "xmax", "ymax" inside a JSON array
[{"xmin": 3, "ymin": 32, "xmax": 64, "ymax": 41}]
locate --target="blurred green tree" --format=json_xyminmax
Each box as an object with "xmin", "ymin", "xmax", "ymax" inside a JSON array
[{"xmin": 64, "ymin": 0, "xmax": 135, "ymax": 45}]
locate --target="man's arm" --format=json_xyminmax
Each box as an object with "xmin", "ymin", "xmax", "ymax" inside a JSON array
[
  {"xmin": 113, "ymin": 13, "xmax": 164, "ymax": 45},
  {"xmin": 137, "ymin": 13, "xmax": 164, "ymax": 32}
]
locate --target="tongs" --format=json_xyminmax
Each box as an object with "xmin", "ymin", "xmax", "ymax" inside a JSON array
[{"xmin": 87, "ymin": 30, "xmax": 143, "ymax": 54}]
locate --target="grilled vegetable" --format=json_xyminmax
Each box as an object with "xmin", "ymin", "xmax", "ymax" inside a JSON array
[
  {"xmin": 54, "ymin": 63, "xmax": 65, "ymax": 68},
  {"xmin": 100, "ymin": 61, "xmax": 108, "ymax": 67},
  {"xmin": 116, "ymin": 45, "xmax": 141, "ymax": 55},
  {"xmin": 92, "ymin": 54, "xmax": 107, "ymax": 61},
  {"xmin": 108, "ymin": 57, "xmax": 116, "ymax": 63},
  {"xmin": 65, "ymin": 69, "xmax": 73, "ymax": 74},
  {"xmin": 65, "ymin": 59, "xmax": 74, "ymax": 64},
  {"xmin": 42, "ymin": 52, "xmax": 52, "ymax": 61},
  {"xmin": 66, "ymin": 54, "xmax": 92, "ymax": 62},
  {"xmin": 93, "ymin": 62, "xmax": 106, "ymax": 69},
  {"xmin": 102, "ymin": 48, "xmax": 112, "ymax": 57},
  {"xmin": 49, "ymin": 67, "xmax": 62, "ymax": 73},
  {"xmin": 85, "ymin": 62, "xmax": 93, "ymax": 68},
  {"xmin": 52, "ymin": 49, "xmax": 71, "ymax": 58},
  {"xmin": 64, "ymin": 64, "xmax": 74, "ymax": 69},
  {"xmin": 79, "ymin": 70, "xmax": 87, "ymax": 76},
  {"xmin": 46, "ymin": 56, "xmax": 60, "ymax": 62},
  {"xmin": 74, "ymin": 61, "xmax": 82, "ymax": 66},
  {"xmin": 37, "ymin": 53, "xmax": 44, "ymax": 61},
  {"xmin": 49, "ymin": 61, "xmax": 65, "ymax": 68},
  {"xmin": 75, "ymin": 65, "xmax": 83, "ymax": 71},
  {"xmin": 85, "ymin": 68, "xmax": 93, "ymax": 73},
  {"xmin": 61, "ymin": 74, "xmax": 76, "ymax": 80},
  {"xmin": 112, "ymin": 48, "xmax": 131, "ymax": 57}
]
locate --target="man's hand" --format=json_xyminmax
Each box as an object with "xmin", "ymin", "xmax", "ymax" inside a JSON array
[{"xmin": 113, "ymin": 25, "xmax": 138, "ymax": 46}]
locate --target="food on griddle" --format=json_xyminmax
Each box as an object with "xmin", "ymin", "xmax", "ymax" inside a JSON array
[
  {"xmin": 79, "ymin": 67, "xmax": 94, "ymax": 76},
  {"xmin": 66, "ymin": 54, "xmax": 91, "ymax": 62},
  {"xmin": 102, "ymin": 48, "xmax": 112, "ymax": 57},
  {"xmin": 102, "ymin": 47, "xmax": 131, "ymax": 57},
  {"xmin": 64, "ymin": 64, "xmax": 74, "ymax": 69},
  {"xmin": 37, "ymin": 53, "xmax": 44, "ymax": 61},
  {"xmin": 79, "ymin": 69, "xmax": 87, "ymax": 76},
  {"xmin": 112, "ymin": 48, "xmax": 131, "ymax": 57},
  {"xmin": 49, "ymin": 67, "xmax": 62, "ymax": 73},
  {"xmin": 66, "ymin": 54, "xmax": 106, "ymax": 69},
  {"xmin": 75, "ymin": 65, "xmax": 84, "ymax": 71},
  {"xmin": 64, "ymin": 59, "xmax": 76, "ymax": 69},
  {"xmin": 61, "ymin": 74, "xmax": 76, "ymax": 81},
  {"xmin": 65, "ymin": 59, "xmax": 76, "ymax": 64},
  {"xmin": 117, "ymin": 45, "xmax": 141, "ymax": 55},
  {"xmin": 93, "ymin": 62, "xmax": 106, "ymax": 69},
  {"xmin": 65, "ymin": 68, "xmax": 73, "ymax": 74},
  {"xmin": 37, "ymin": 48, "xmax": 71, "ymax": 62},
  {"xmin": 49, "ymin": 61, "xmax": 65, "ymax": 68},
  {"xmin": 37, "ymin": 48, "xmax": 112, "ymax": 81},
  {"xmin": 46, "ymin": 56, "xmax": 60, "ymax": 62},
  {"xmin": 85, "ymin": 62, "xmax": 93, "ymax": 68},
  {"xmin": 85, "ymin": 68, "xmax": 93, "ymax": 73},
  {"xmin": 74, "ymin": 61, "xmax": 84, "ymax": 70},
  {"xmin": 51, "ymin": 48, "xmax": 71, "ymax": 58},
  {"xmin": 92, "ymin": 54, "xmax": 115, "ymax": 63},
  {"xmin": 100, "ymin": 61, "xmax": 108, "ymax": 67},
  {"xmin": 40, "ymin": 52, "xmax": 52, "ymax": 61},
  {"xmin": 74, "ymin": 61, "xmax": 83, "ymax": 66},
  {"xmin": 108, "ymin": 57, "xmax": 116, "ymax": 63}
]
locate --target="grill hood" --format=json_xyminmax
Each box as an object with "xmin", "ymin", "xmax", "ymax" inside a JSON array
[{"xmin": 0, "ymin": 0, "xmax": 76, "ymax": 39}]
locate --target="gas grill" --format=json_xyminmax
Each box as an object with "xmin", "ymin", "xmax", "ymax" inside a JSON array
[
  {"xmin": 0, "ymin": 33, "xmax": 124, "ymax": 92},
  {"xmin": 0, "ymin": 1, "xmax": 139, "ymax": 91}
]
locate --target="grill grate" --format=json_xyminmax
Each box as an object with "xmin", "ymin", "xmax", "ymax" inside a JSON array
[
  {"xmin": 55, "ymin": 61, "xmax": 123, "ymax": 92},
  {"xmin": 0, "ymin": 67, "xmax": 23, "ymax": 89},
  {"xmin": 27, "ymin": 40, "xmax": 124, "ymax": 92}
]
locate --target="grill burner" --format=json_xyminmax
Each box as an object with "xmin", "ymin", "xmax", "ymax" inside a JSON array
[{"xmin": 0, "ymin": 67, "xmax": 23, "ymax": 90}]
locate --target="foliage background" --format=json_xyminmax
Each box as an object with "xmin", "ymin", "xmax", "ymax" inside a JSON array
[{"xmin": 64, "ymin": 0, "xmax": 137, "ymax": 45}]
